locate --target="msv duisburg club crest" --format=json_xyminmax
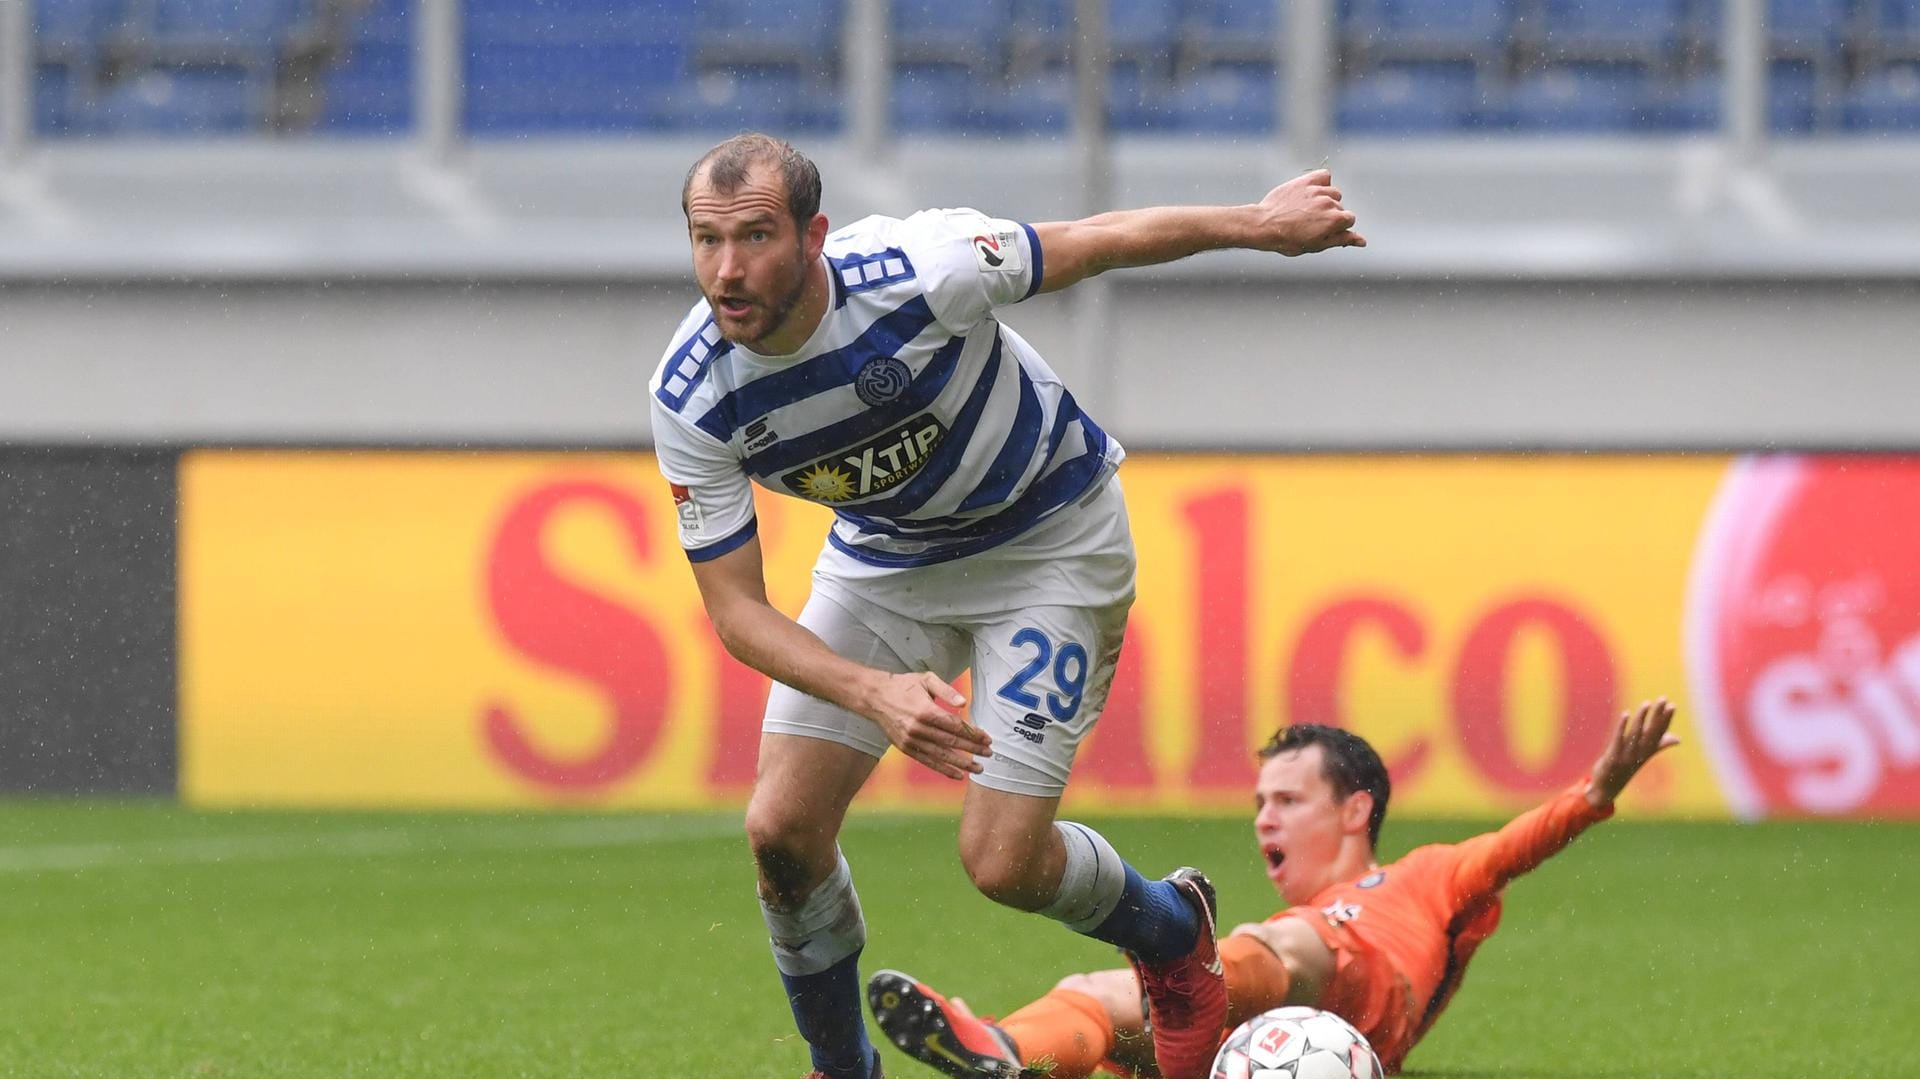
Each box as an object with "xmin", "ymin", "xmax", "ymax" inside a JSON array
[{"xmin": 854, "ymin": 355, "xmax": 912, "ymax": 407}]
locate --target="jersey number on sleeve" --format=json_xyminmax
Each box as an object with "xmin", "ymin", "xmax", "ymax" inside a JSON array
[{"xmin": 995, "ymin": 628, "xmax": 1088, "ymax": 722}]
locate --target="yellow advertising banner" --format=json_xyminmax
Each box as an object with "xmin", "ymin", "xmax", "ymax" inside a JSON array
[{"xmin": 180, "ymin": 452, "xmax": 1920, "ymax": 818}]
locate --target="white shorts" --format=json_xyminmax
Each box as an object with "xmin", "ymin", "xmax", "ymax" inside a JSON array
[{"xmin": 763, "ymin": 477, "xmax": 1135, "ymax": 797}]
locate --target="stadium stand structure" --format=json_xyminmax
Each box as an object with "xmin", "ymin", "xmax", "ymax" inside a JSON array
[{"xmin": 25, "ymin": 0, "xmax": 1920, "ymax": 137}]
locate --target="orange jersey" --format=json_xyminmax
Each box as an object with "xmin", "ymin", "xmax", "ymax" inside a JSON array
[{"xmin": 1268, "ymin": 782, "xmax": 1612, "ymax": 1073}]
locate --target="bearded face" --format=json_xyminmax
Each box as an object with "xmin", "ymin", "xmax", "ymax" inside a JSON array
[{"xmin": 685, "ymin": 165, "xmax": 820, "ymax": 353}]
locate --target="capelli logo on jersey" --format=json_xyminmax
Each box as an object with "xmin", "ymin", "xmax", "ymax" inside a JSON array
[
  {"xmin": 743, "ymin": 418, "xmax": 778, "ymax": 454},
  {"xmin": 779, "ymin": 416, "xmax": 947, "ymax": 503}
]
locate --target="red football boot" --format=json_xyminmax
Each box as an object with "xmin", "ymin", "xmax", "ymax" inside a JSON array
[
  {"xmin": 868, "ymin": 969, "xmax": 1022, "ymax": 1078},
  {"xmin": 1127, "ymin": 868, "xmax": 1227, "ymax": 1079}
]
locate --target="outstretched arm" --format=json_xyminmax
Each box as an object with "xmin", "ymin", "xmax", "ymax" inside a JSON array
[
  {"xmin": 1031, "ymin": 169, "xmax": 1365, "ymax": 294},
  {"xmin": 1449, "ymin": 698, "xmax": 1681, "ymax": 905}
]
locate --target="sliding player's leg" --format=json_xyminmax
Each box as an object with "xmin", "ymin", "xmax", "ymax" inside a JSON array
[
  {"xmin": 876, "ymin": 924, "xmax": 1327, "ymax": 1078},
  {"xmin": 990, "ymin": 926, "xmax": 1324, "ymax": 1079},
  {"xmin": 752, "ymin": 588, "xmax": 969, "ymax": 1079},
  {"xmin": 869, "ymin": 965, "xmax": 1139, "ymax": 1079}
]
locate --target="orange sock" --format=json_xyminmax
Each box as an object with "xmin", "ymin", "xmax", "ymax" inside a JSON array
[
  {"xmin": 1000, "ymin": 988, "xmax": 1116, "ymax": 1079},
  {"xmin": 1220, "ymin": 933, "xmax": 1295, "ymax": 1028}
]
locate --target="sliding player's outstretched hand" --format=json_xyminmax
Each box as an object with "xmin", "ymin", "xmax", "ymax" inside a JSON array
[
  {"xmin": 1586, "ymin": 697, "xmax": 1680, "ymax": 810},
  {"xmin": 867, "ymin": 672, "xmax": 991, "ymax": 780},
  {"xmin": 1255, "ymin": 169, "xmax": 1367, "ymax": 256}
]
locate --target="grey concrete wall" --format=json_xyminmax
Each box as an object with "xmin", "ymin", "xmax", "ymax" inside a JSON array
[
  {"xmin": 1, "ymin": 278, "xmax": 1915, "ymax": 448},
  {"xmin": 0, "ymin": 450, "xmax": 178, "ymax": 794}
]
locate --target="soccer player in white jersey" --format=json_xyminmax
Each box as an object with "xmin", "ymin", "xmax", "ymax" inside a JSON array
[{"xmin": 651, "ymin": 133, "xmax": 1364, "ymax": 1079}]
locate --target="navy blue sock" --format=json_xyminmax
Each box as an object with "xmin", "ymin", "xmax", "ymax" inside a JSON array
[
  {"xmin": 1082, "ymin": 864, "xmax": 1200, "ymax": 964},
  {"xmin": 779, "ymin": 950, "xmax": 876, "ymax": 1079}
]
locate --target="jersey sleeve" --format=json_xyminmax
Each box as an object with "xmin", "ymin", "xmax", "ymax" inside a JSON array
[
  {"xmin": 1443, "ymin": 781, "xmax": 1613, "ymax": 910},
  {"xmin": 649, "ymin": 395, "xmax": 758, "ymax": 562},
  {"xmin": 895, "ymin": 207, "xmax": 1045, "ymax": 333}
]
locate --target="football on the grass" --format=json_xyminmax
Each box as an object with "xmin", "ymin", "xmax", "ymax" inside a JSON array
[{"xmin": 1210, "ymin": 1006, "xmax": 1384, "ymax": 1079}]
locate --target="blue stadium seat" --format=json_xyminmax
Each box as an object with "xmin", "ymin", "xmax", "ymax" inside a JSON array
[
  {"xmin": 654, "ymin": 67, "xmax": 841, "ymax": 134},
  {"xmin": 144, "ymin": 0, "xmax": 314, "ymax": 60},
  {"xmin": 1768, "ymin": 0, "xmax": 1853, "ymax": 48},
  {"xmin": 1841, "ymin": 63, "xmax": 1920, "ymax": 130},
  {"xmin": 35, "ymin": 0, "xmax": 127, "ymax": 56},
  {"xmin": 1183, "ymin": 0, "xmax": 1282, "ymax": 69},
  {"xmin": 1660, "ymin": 72, "xmax": 1722, "ymax": 130},
  {"xmin": 318, "ymin": 0, "xmax": 411, "ymax": 133},
  {"xmin": 33, "ymin": 0, "xmax": 130, "ymax": 135},
  {"xmin": 1769, "ymin": 60, "xmax": 1820, "ymax": 132},
  {"xmin": 1161, "ymin": 61, "xmax": 1277, "ymax": 131},
  {"xmin": 1886, "ymin": 0, "xmax": 1920, "ymax": 31},
  {"xmin": 94, "ymin": 66, "xmax": 266, "ymax": 133},
  {"xmin": 1337, "ymin": 61, "xmax": 1483, "ymax": 132},
  {"xmin": 1106, "ymin": 0, "xmax": 1185, "ymax": 63},
  {"xmin": 462, "ymin": 0, "xmax": 701, "ymax": 136},
  {"xmin": 35, "ymin": 67, "xmax": 83, "ymax": 135},
  {"xmin": 1008, "ymin": 0, "xmax": 1071, "ymax": 70},
  {"xmin": 1694, "ymin": 0, "xmax": 1853, "ymax": 58},
  {"xmin": 466, "ymin": 41, "xmax": 684, "ymax": 133},
  {"xmin": 893, "ymin": 0, "xmax": 1013, "ymax": 70},
  {"xmin": 893, "ymin": 62, "xmax": 999, "ymax": 131},
  {"xmin": 1536, "ymin": 0, "xmax": 1688, "ymax": 57},
  {"xmin": 1107, "ymin": 61, "xmax": 1167, "ymax": 130},
  {"xmin": 693, "ymin": 0, "xmax": 841, "ymax": 68},
  {"xmin": 1659, "ymin": 63, "xmax": 1850, "ymax": 135},
  {"xmin": 1356, "ymin": 0, "xmax": 1515, "ymax": 55},
  {"xmin": 1502, "ymin": 63, "xmax": 1653, "ymax": 131},
  {"xmin": 990, "ymin": 67, "xmax": 1074, "ymax": 133},
  {"xmin": 1877, "ymin": 0, "xmax": 1920, "ymax": 58}
]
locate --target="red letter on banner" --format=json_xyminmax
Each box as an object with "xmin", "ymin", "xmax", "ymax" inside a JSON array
[
  {"xmin": 1452, "ymin": 596, "xmax": 1615, "ymax": 793},
  {"xmin": 1287, "ymin": 596, "xmax": 1432, "ymax": 785},
  {"xmin": 1077, "ymin": 624, "xmax": 1154, "ymax": 789},
  {"xmin": 706, "ymin": 618, "xmax": 770, "ymax": 791},
  {"xmin": 481, "ymin": 481, "xmax": 673, "ymax": 792},
  {"xmin": 1184, "ymin": 488, "xmax": 1256, "ymax": 790}
]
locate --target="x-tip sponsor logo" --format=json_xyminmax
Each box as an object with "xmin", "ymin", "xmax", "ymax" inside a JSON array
[{"xmin": 779, "ymin": 415, "xmax": 946, "ymax": 504}]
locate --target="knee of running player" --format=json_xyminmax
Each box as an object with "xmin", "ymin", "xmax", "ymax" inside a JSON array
[
  {"xmin": 956, "ymin": 820, "xmax": 1058, "ymax": 911},
  {"xmin": 745, "ymin": 801, "xmax": 841, "ymax": 910}
]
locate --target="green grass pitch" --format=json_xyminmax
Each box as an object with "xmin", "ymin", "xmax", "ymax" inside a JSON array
[{"xmin": 1, "ymin": 802, "xmax": 1911, "ymax": 1077}]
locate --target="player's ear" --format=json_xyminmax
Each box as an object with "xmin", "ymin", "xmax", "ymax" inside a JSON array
[
  {"xmin": 1340, "ymin": 790, "xmax": 1373, "ymax": 838},
  {"xmin": 804, "ymin": 213, "xmax": 829, "ymax": 258}
]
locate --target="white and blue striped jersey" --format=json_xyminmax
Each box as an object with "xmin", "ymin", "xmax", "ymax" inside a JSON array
[{"xmin": 649, "ymin": 208, "xmax": 1123, "ymax": 570}]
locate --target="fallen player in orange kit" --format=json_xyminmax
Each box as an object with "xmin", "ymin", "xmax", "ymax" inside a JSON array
[{"xmin": 869, "ymin": 698, "xmax": 1680, "ymax": 1077}]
